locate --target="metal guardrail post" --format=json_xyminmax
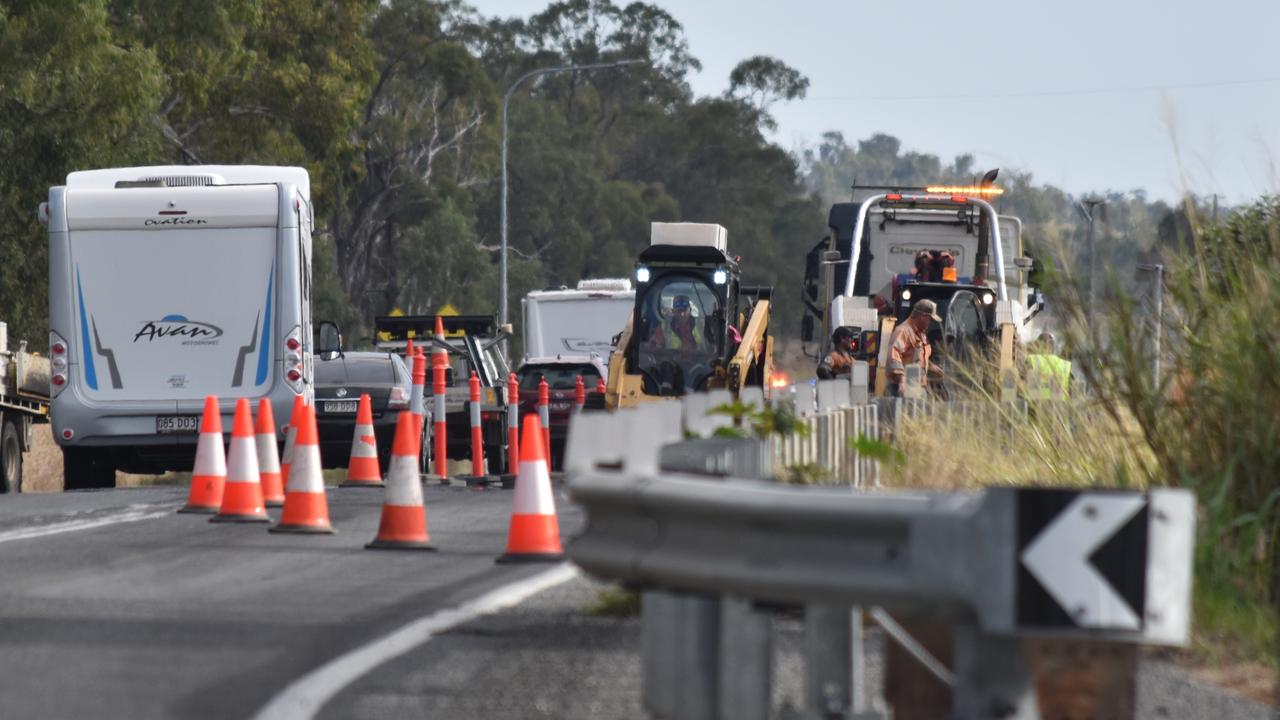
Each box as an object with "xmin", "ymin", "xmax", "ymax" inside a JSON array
[
  {"xmin": 641, "ymin": 591, "xmax": 679, "ymax": 717},
  {"xmin": 641, "ymin": 591, "xmax": 721, "ymax": 720},
  {"xmin": 951, "ymin": 623, "xmax": 1039, "ymax": 720},
  {"xmin": 719, "ymin": 595, "xmax": 772, "ymax": 720},
  {"xmin": 804, "ymin": 603, "xmax": 851, "ymax": 718}
]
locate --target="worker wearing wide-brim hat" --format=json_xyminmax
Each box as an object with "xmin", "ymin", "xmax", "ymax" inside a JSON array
[{"xmin": 886, "ymin": 299, "xmax": 942, "ymax": 396}]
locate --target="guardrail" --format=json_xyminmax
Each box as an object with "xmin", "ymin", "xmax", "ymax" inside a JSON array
[{"xmin": 563, "ymin": 388, "xmax": 1196, "ymax": 720}]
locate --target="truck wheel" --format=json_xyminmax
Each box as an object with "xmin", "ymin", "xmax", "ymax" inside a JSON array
[
  {"xmin": 63, "ymin": 448, "xmax": 116, "ymax": 490},
  {"xmin": 1, "ymin": 418, "xmax": 21, "ymax": 494}
]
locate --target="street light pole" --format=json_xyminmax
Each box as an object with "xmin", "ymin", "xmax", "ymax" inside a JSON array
[
  {"xmin": 1076, "ymin": 197, "xmax": 1105, "ymax": 329},
  {"xmin": 499, "ymin": 59, "xmax": 644, "ymax": 337}
]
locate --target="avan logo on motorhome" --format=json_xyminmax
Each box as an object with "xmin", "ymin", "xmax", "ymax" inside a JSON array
[{"xmin": 134, "ymin": 315, "xmax": 223, "ymax": 346}]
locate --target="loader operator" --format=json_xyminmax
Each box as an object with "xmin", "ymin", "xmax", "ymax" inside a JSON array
[
  {"xmin": 816, "ymin": 326, "xmax": 855, "ymax": 379},
  {"xmin": 647, "ymin": 294, "xmax": 705, "ymax": 352},
  {"xmin": 886, "ymin": 299, "xmax": 942, "ymax": 396}
]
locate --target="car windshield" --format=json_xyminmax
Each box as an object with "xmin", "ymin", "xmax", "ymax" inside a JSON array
[
  {"xmin": 634, "ymin": 273, "xmax": 722, "ymax": 395},
  {"xmin": 518, "ymin": 365, "xmax": 601, "ymax": 391}
]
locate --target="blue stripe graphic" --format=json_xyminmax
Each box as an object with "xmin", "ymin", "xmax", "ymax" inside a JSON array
[
  {"xmin": 76, "ymin": 267, "xmax": 98, "ymax": 390},
  {"xmin": 254, "ymin": 261, "xmax": 274, "ymax": 386}
]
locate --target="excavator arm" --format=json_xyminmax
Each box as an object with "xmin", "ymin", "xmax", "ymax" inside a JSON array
[{"xmin": 727, "ymin": 298, "xmax": 771, "ymax": 395}]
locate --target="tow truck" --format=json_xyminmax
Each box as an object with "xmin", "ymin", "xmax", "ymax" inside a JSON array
[
  {"xmin": 802, "ymin": 176, "xmax": 1046, "ymax": 396},
  {"xmin": 606, "ymin": 222, "xmax": 773, "ymax": 408}
]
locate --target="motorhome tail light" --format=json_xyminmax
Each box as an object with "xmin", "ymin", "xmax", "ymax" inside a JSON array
[
  {"xmin": 885, "ymin": 193, "xmax": 902, "ymax": 201},
  {"xmin": 49, "ymin": 331, "xmax": 69, "ymax": 397},
  {"xmin": 388, "ymin": 386, "xmax": 410, "ymax": 409},
  {"xmin": 951, "ymin": 195, "xmax": 968, "ymax": 204},
  {"xmin": 282, "ymin": 326, "xmax": 304, "ymax": 392}
]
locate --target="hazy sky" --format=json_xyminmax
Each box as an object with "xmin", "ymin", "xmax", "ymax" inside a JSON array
[{"xmin": 471, "ymin": 0, "xmax": 1280, "ymax": 204}]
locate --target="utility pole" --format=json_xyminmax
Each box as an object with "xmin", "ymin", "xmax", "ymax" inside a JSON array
[
  {"xmin": 1138, "ymin": 263, "xmax": 1164, "ymax": 389},
  {"xmin": 1076, "ymin": 198, "xmax": 1106, "ymax": 329}
]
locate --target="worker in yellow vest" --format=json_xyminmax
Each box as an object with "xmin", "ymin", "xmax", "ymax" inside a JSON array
[
  {"xmin": 1026, "ymin": 332, "xmax": 1071, "ymax": 399},
  {"xmin": 648, "ymin": 295, "xmax": 706, "ymax": 352}
]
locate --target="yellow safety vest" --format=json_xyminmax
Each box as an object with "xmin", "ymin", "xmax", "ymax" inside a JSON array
[
  {"xmin": 667, "ymin": 320, "xmax": 704, "ymax": 350},
  {"xmin": 1027, "ymin": 353, "xmax": 1071, "ymax": 399}
]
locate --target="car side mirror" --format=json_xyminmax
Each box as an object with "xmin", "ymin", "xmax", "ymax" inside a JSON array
[{"xmin": 317, "ymin": 320, "xmax": 342, "ymax": 359}]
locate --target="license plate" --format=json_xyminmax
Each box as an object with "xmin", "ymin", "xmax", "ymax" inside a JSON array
[
  {"xmin": 322, "ymin": 400, "xmax": 358, "ymax": 414},
  {"xmin": 156, "ymin": 415, "xmax": 200, "ymax": 434}
]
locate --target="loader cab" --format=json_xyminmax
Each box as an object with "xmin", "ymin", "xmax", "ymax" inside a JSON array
[{"xmin": 630, "ymin": 244, "xmax": 735, "ymax": 396}]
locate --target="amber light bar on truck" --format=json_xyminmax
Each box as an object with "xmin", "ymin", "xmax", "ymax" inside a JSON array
[{"xmin": 924, "ymin": 185, "xmax": 1004, "ymax": 196}]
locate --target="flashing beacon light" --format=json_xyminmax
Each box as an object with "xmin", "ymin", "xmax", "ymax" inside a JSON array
[
  {"xmin": 942, "ymin": 267, "xmax": 958, "ymax": 283},
  {"xmin": 925, "ymin": 185, "xmax": 1004, "ymax": 197},
  {"xmin": 769, "ymin": 371, "xmax": 790, "ymax": 390}
]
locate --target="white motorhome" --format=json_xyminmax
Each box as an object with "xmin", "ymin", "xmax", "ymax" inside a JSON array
[
  {"xmin": 42, "ymin": 165, "xmax": 315, "ymax": 489},
  {"xmin": 521, "ymin": 278, "xmax": 634, "ymax": 377}
]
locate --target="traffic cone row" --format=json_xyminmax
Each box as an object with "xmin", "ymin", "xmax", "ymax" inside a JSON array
[{"xmin": 176, "ymin": 394, "xmax": 561, "ymax": 561}]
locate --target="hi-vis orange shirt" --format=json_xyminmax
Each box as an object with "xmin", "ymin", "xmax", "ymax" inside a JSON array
[{"xmin": 888, "ymin": 322, "xmax": 930, "ymax": 382}]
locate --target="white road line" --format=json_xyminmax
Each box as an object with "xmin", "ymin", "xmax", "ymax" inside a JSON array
[
  {"xmin": 253, "ymin": 563, "xmax": 580, "ymax": 720},
  {"xmin": 0, "ymin": 505, "xmax": 173, "ymax": 544}
]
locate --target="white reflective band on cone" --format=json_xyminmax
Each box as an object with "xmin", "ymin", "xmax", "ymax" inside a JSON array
[
  {"xmin": 227, "ymin": 436, "xmax": 259, "ymax": 481},
  {"xmin": 194, "ymin": 430, "xmax": 227, "ymax": 475},
  {"xmin": 513, "ymin": 459, "xmax": 556, "ymax": 515},
  {"xmin": 257, "ymin": 433, "xmax": 280, "ymax": 472},
  {"xmin": 385, "ymin": 455, "xmax": 425, "ymax": 506},
  {"xmin": 350, "ymin": 426, "xmax": 377, "ymax": 458},
  {"xmin": 288, "ymin": 444, "xmax": 325, "ymax": 492}
]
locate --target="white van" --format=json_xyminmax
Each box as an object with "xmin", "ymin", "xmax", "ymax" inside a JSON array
[{"xmin": 42, "ymin": 166, "xmax": 315, "ymax": 489}]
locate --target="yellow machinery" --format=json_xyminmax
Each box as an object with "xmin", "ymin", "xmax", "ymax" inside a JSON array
[{"xmin": 606, "ymin": 223, "xmax": 773, "ymax": 409}]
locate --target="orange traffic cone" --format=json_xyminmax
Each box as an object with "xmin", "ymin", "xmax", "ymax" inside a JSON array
[
  {"xmin": 211, "ymin": 398, "xmax": 270, "ymax": 523},
  {"xmin": 366, "ymin": 411, "xmax": 435, "ymax": 551},
  {"xmin": 496, "ymin": 413, "xmax": 563, "ymax": 563},
  {"xmin": 341, "ymin": 394, "xmax": 384, "ymax": 488},
  {"xmin": 269, "ymin": 403, "xmax": 334, "ymax": 534},
  {"xmin": 256, "ymin": 398, "xmax": 285, "ymax": 507},
  {"xmin": 178, "ymin": 396, "xmax": 226, "ymax": 514},
  {"xmin": 279, "ymin": 394, "xmax": 305, "ymax": 491}
]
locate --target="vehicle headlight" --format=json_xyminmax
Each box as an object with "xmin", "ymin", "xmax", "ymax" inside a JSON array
[{"xmin": 635, "ymin": 266, "xmax": 650, "ymax": 283}]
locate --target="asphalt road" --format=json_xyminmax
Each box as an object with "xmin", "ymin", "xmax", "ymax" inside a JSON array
[
  {"xmin": 0, "ymin": 483, "xmax": 579, "ymax": 720},
  {"xmin": 0, "ymin": 485, "xmax": 1271, "ymax": 720}
]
